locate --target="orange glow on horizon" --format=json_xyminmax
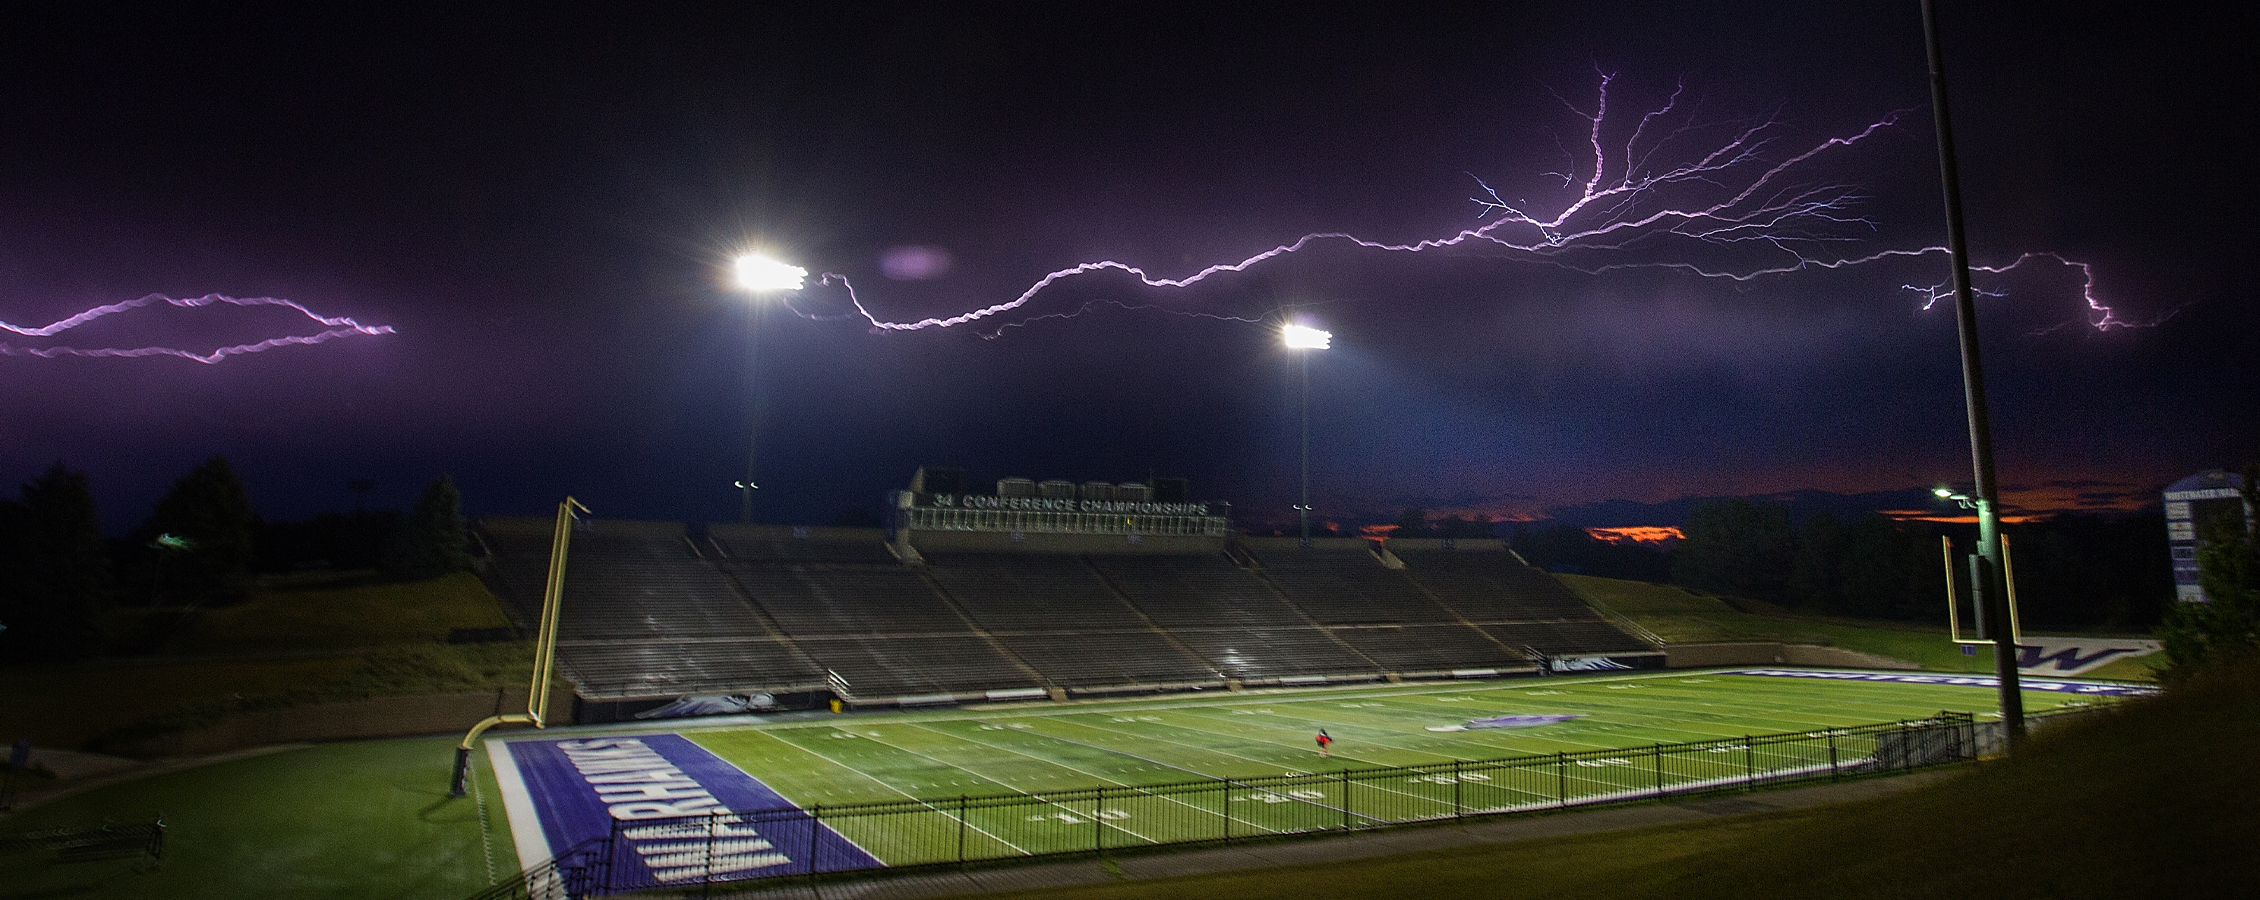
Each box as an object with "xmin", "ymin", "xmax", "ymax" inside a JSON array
[
  {"xmin": 1585, "ymin": 526, "xmax": 1683, "ymax": 545},
  {"xmin": 1877, "ymin": 509, "xmax": 2048, "ymax": 525}
]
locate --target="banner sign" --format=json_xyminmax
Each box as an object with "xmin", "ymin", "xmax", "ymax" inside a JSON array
[{"xmin": 912, "ymin": 492, "xmax": 1222, "ymax": 518}]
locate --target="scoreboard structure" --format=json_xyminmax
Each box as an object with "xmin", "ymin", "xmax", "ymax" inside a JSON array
[{"xmin": 2163, "ymin": 469, "xmax": 2251, "ymax": 602}]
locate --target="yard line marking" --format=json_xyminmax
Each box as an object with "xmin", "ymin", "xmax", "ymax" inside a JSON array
[
  {"xmin": 862, "ymin": 725, "xmax": 1175, "ymax": 845},
  {"xmin": 1027, "ymin": 715, "xmax": 1450, "ymax": 814},
  {"xmin": 757, "ymin": 728, "xmax": 1032, "ymax": 856}
]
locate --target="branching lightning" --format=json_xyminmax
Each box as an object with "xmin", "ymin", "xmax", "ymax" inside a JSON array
[
  {"xmin": 809, "ymin": 72, "xmax": 2156, "ymax": 338},
  {"xmin": 1, "ymin": 293, "xmax": 396, "ymax": 364}
]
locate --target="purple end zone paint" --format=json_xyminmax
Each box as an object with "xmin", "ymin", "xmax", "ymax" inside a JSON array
[
  {"xmin": 507, "ymin": 733, "xmax": 881, "ymax": 883},
  {"xmin": 1720, "ymin": 669, "xmax": 2158, "ymax": 697},
  {"xmin": 1465, "ymin": 713, "xmax": 1585, "ymax": 729}
]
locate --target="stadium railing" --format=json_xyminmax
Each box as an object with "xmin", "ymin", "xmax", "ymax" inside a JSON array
[{"xmin": 469, "ymin": 712, "xmax": 1975, "ymax": 898}]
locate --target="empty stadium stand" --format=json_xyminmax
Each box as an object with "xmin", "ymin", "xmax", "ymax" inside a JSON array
[{"xmin": 473, "ymin": 519, "xmax": 1656, "ymax": 715}]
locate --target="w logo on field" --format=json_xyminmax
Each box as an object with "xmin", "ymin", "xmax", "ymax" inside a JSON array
[{"xmin": 2012, "ymin": 637, "xmax": 2160, "ymax": 676}]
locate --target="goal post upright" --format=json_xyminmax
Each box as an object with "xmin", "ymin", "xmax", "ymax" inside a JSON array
[{"xmin": 451, "ymin": 496, "xmax": 587, "ymax": 796}]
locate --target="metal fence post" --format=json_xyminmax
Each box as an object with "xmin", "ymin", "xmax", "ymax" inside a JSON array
[
  {"xmin": 1340, "ymin": 769, "xmax": 1352, "ymax": 829},
  {"xmin": 958, "ymin": 794, "xmax": 969, "ymax": 865},
  {"xmin": 1828, "ymin": 731, "xmax": 1840, "ymax": 781},
  {"xmin": 1555, "ymin": 752, "xmax": 1567, "ymax": 809},
  {"xmin": 1652, "ymin": 743, "xmax": 1664, "ymax": 796},
  {"xmin": 1221, "ymin": 781, "xmax": 1232, "ymax": 841},
  {"xmin": 809, "ymin": 804, "xmax": 823, "ymax": 883},
  {"xmin": 1743, "ymin": 737, "xmax": 1755, "ymax": 790},
  {"xmin": 1452, "ymin": 760, "xmax": 1463, "ymax": 820},
  {"xmin": 1094, "ymin": 787, "xmax": 1106, "ymax": 853}
]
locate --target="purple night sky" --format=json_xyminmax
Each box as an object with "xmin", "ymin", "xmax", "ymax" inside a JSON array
[{"xmin": 3, "ymin": 3, "xmax": 2253, "ymax": 535}]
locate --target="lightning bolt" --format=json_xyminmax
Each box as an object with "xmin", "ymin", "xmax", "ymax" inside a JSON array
[
  {"xmin": 1, "ymin": 293, "xmax": 396, "ymax": 364},
  {"xmin": 805, "ymin": 72, "xmax": 2156, "ymax": 337}
]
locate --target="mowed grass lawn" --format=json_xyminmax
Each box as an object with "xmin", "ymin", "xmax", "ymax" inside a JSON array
[{"xmin": 0, "ymin": 736, "xmax": 516, "ymax": 900}]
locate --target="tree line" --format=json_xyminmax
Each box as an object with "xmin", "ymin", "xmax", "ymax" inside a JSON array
[
  {"xmin": 1506, "ymin": 498, "xmax": 2174, "ymax": 631},
  {"xmin": 0, "ymin": 457, "xmax": 470, "ymax": 663}
]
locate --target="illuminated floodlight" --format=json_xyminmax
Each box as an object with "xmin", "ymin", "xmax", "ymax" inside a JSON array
[
  {"xmin": 733, "ymin": 254, "xmax": 808, "ymax": 292},
  {"xmin": 1282, "ymin": 323, "xmax": 1331, "ymax": 350}
]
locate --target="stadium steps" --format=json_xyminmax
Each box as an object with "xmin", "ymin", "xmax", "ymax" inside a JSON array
[
  {"xmin": 924, "ymin": 552, "xmax": 1220, "ymax": 689},
  {"xmin": 1084, "ymin": 554, "xmax": 1383, "ymax": 683},
  {"xmin": 1392, "ymin": 543, "xmax": 1660, "ymax": 659}
]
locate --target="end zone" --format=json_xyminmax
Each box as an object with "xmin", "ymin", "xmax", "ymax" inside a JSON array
[{"xmin": 487, "ymin": 732, "xmax": 881, "ymax": 881}]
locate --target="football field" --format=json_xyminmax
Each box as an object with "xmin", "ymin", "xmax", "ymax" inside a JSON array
[{"xmin": 489, "ymin": 668, "xmax": 2145, "ymax": 886}]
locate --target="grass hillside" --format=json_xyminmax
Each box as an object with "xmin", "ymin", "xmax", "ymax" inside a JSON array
[
  {"xmin": 0, "ymin": 736, "xmax": 514, "ymax": 900},
  {"xmin": 966, "ymin": 659, "xmax": 2259, "ymax": 900},
  {"xmin": 0, "ymin": 572, "xmax": 533, "ymax": 750},
  {"xmin": 1559, "ymin": 574, "xmax": 2158, "ymax": 677}
]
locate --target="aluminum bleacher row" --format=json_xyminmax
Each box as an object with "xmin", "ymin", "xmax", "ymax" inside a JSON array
[{"xmin": 474, "ymin": 520, "xmax": 1660, "ymax": 706}]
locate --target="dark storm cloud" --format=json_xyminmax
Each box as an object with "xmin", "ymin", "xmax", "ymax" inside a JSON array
[{"xmin": 2, "ymin": 3, "xmax": 2251, "ymax": 533}]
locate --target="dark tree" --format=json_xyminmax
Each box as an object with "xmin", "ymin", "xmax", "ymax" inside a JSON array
[
  {"xmin": 1838, "ymin": 514, "xmax": 1939, "ymax": 619},
  {"xmin": 1511, "ymin": 522, "xmax": 1672, "ymax": 582},
  {"xmin": 141, "ymin": 456, "xmax": 259, "ymax": 598},
  {"xmin": 0, "ymin": 463, "xmax": 112, "ymax": 661},
  {"xmin": 1393, "ymin": 507, "xmax": 1432, "ymax": 539},
  {"xmin": 2156, "ymin": 464, "xmax": 2259, "ymax": 681},
  {"xmin": 388, "ymin": 475, "xmax": 471, "ymax": 577},
  {"xmin": 2000, "ymin": 514, "xmax": 2171, "ymax": 631},
  {"xmin": 1513, "ymin": 523, "xmax": 1599, "ymax": 573},
  {"xmin": 1673, "ymin": 499, "xmax": 1793, "ymax": 602},
  {"xmin": 1789, "ymin": 512, "xmax": 1847, "ymax": 612}
]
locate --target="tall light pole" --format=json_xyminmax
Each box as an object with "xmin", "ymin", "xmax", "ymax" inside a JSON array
[
  {"xmin": 1282, "ymin": 322, "xmax": 1331, "ymax": 545},
  {"xmin": 731, "ymin": 253, "xmax": 808, "ymax": 524},
  {"xmin": 1922, "ymin": 0, "xmax": 2023, "ymax": 748}
]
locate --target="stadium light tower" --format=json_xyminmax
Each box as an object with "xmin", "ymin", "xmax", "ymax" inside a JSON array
[
  {"xmin": 1922, "ymin": 0, "xmax": 2023, "ymax": 748},
  {"xmin": 1282, "ymin": 322, "xmax": 1330, "ymax": 545},
  {"xmin": 731, "ymin": 252, "xmax": 809, "ymax": 524}
]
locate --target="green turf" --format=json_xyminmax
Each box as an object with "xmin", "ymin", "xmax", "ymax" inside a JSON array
[
  {"xmin": 953, "ymin": 661, "xmax": 2259, "ymax": 900},
  {"xmin": 0, "ymin": 737, "xmax": 518, "ymax": 900},
  {"xmin": 655, "ymin": 671, "xmax": 2106, "ymax": 867}
]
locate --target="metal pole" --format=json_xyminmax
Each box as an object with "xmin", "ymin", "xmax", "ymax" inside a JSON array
[
  {"xmin": 1298, "ymin": 347, "xmax": 1312, "ymax": 544},
  {"xmin": 740, "ymin": 297, "xmax": 760, "ymax": 524},
  {"xmin": 1221, "ymin": 782, "xmax": 1232, "ymax": 840},
  {"xmin": 1555, "ymin": 753, "xmax": 1566, "ymax": 809},
  {"xmin": 1922, "ymin": 0, "xmax": 2024, "ymax": 749},
  {"xmin": 1339, "ymin": 769, "xmax": 1351, "ymax": 830}
]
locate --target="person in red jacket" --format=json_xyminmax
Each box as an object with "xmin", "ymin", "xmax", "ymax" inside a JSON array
[{"xmin": 1315, "ymin": 729, "xmax": 1332, "ymax": 757}]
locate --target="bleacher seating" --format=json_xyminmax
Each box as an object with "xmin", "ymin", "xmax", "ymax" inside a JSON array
[
  {"xmin": 1242, "ymin": 543, "xmax": 1459, "ymax": 624},
  {"xmin": 477, "ymin": 518, "xmax": 1653, "ymax": 706},
  {"xmin": 792, "ymin": 635, "xmax": 1036, "ymax": 697},
  {"xmin": 477, "ymin": 518, "xmax": 826, "ymax": 699}
]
